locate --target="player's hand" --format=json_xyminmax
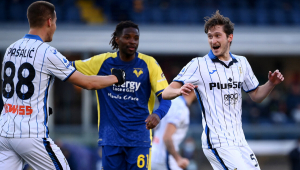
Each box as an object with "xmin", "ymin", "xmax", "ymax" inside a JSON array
[
  {"xmin": 179, "ymin": 83, "xmax": 197, "ymax": 96},
  {"xmin": 112, "ymin": 68, "xmax": 126, "ymax": 85},
  {"xmin": 145, "ymin": 113, "xmax": 160, "ymax": 130},
  {"xmin": 176, "ymin": 157, "xmax": 190, "ymax": 169},
  {"xmin": 268, "ymin": 69, "xmax": 284, "ymax": 86}
]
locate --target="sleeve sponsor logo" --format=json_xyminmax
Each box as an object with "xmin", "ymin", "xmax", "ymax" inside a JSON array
[
  {"xmin": 133, "ymin": 68, "xmax": 143, "ymax": 77},
  {"xmin": 50, "ymin": 49, "xmax": 57, "ymax": 54},
  {"xmin": 62, "ymin": 57, "xmax": 71, "ymax": 68}
]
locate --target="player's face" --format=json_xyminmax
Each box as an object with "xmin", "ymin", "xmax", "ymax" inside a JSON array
[
  {"xmin": 207, "ymin": 25, "xmax": 232, "ymax": 58},
  {"xmin": 46, "ymin": 11, "xmax": 57, "ymax": 42},
  {"xmin": 117, "ymin": 27, "xmax": 139, "ymax": 57}
]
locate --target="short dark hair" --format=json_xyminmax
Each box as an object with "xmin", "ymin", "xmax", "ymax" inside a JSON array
[
  {"xmin": 27, "ymin": 1, "xmax": 55, "ymax": 28},
  {"xmin": 204, "ymin": 10, "xmax": 234, "ymax": 37},
  {"xmin": 109, "ymin": 21, "xmax": 139, "ymax": 50}
]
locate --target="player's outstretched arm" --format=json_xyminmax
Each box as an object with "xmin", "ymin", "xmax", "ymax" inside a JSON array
[
  {"xmin": 249, "ymin": 69, "xmax": 284, "ymax": 103},
  {"xmin": 162, "ymin": 82, "xmax": 197, "ymax": 100},
  {"xmin": 67, "ymin": 69, "xmax": 125, "ymax": 90},
  {"xmin": 163, "ymin": 123, "xmax": 189, "ymax": 169}
]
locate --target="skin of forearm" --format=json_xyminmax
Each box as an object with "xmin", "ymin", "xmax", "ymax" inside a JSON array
[
  {"xmin": 162, "ymin": 86, "xmax": 181, "ymax": 100},
  {"xmin": 164, "ymin": 138, "xmax": 181, "ymax": 161},
  {"xmin": 85, "ymin": 75, "xmax": 118, "ymax": 90},
  {"xmin": 250, "ymin": 81, "xmax": 275, "ymax": 103}
]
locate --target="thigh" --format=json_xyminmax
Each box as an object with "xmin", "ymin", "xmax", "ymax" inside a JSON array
[
  {"xmin": 126, "ymin": 147, "xmax": 151, "ymax": 170},
  {"xmin": 102, "ymin": 146, "xmax": 126, "ymax": 170},
  {"xmin": 12, "ymin": 138, "xmax": 70, "ymax": 170},
  {"xmin": 0, "ymin": 137, "xmax": 25, "ymax": 170},
  {"xmin": 203, "ymin": 146, "xmax": 248, "ymax": 170},
  {"xmin": 240, "ymin": 145, "xmax": 261, "ymax": 170}
]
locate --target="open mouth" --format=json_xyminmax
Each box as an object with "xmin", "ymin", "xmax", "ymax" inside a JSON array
[{"xmin": 213, "ymin": 46, "xmax": 220, "ymax": 50}]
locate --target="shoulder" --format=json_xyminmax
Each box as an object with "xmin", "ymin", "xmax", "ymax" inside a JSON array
[
  {"xmin": 137, "ymin": 52, "xmax": 156, "ymax": 63},
  {"xmin": 94, "ymin": 52, "xmax": 117, "ymax": 59},
  {"xmin": 232, "ymin": 54, "xmax": 247, "ymax": 61}
]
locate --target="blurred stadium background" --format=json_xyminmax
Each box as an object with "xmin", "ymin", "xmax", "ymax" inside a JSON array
[{"xmin": 1, "ymin": 0, "xmax": 300, "ymax": 169}]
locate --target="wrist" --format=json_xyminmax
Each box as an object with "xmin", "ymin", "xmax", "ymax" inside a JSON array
[{"xmin": 152, "ymin": 113, "xmax": 161, "ymax": 120}]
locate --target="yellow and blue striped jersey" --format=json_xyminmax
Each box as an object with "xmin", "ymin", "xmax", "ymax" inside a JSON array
[{"xmin": 72, "ymin": 52, "xmax": 170, "ymax": 147}]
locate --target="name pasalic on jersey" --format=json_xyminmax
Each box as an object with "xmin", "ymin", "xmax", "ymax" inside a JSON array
[
  {"xmin": 209, "ymin": 81, "xmax": 243, "ymax": 90},
  {"xmin": 7, "ymin": 47, "xmax": 35, "ymax": 58}
]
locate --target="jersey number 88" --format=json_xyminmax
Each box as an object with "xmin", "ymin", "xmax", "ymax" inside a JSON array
[{"xmin": 2, "ymin": 61, "xmax": 35, "ymax": 100}]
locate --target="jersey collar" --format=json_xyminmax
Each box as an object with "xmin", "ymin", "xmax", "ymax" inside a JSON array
[
  {"xmin": 23, "ymin": 34, "xmax": 43, "ymax": 42},
  {"xmin": 116, "ymin": 51, "xmax": 138, "ymax": 64},
  {"xmin": 208, "ymin": 50, "xmax": 238, "ymax": 68}
]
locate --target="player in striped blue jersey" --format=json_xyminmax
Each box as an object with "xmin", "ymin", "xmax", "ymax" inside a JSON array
[
  {"xmin": 0, "ymin": 1, "xmax": 125, "ymax": 170},
  {"xmin": 162, "ymin": 10, "xmax": 284, "ymax": 170}
]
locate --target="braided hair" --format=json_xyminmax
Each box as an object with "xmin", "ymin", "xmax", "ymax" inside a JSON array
[{"xmin": 109, "ymin": 21, "xmax": 139, "ymax": 50}]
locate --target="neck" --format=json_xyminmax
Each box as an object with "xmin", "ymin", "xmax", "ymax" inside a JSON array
[
  {"xmin": 28, "ymin": 28, "xmax": 47, "ymax": 42},
  {"xmin": 217, "ymin": 52, "xmax": 231, "ymax": 61},
  {"xmin": 119, "ymin": 51, "xmax": 135, "ymax": 62}
]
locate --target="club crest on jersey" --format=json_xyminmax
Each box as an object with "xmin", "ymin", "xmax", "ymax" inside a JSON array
[{"xmin": 133, "ymin": 68, "xmax": 143, "ymax": 78}]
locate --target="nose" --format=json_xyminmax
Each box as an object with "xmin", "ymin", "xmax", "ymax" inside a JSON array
[
  {"xmin": 129, "ymin": 37, "xmax": 137, "ymax": 44},
  {"xmin": 211, "ymin": 37, "xmax": 217, "ymax": 44}
]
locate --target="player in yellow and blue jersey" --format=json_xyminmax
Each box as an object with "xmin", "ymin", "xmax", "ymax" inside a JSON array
[{"xmin": 71, "ymin": 21, "xmax": 171, "ymax": 170}]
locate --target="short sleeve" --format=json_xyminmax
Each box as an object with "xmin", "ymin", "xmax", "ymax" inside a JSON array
[
  {"xmin": 173, "ymin": 58, "xmax": 199, "ymax": 85},
  {"xmin": 72, "ymin": 54, "xmax": 107, "ymax": 76},
  {"xmin": 46, "ymin": 48, "xmax": 75, "ymax": 81},
  {"xmin": 148, "ymin": 57, "xmax": 169, "ymax": 96},
  {"xmin": 242, "ymin": 57, "xmax": 259, "ymax": 93}
]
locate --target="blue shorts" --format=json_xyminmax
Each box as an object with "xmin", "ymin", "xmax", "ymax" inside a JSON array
[{"xmin": 102, "ymin": 146, "xmax": 151, "ymax": 170}]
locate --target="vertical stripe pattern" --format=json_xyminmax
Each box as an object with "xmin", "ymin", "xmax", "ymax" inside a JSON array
[{"xmin": 173, "ymin": 52, "xmax": 259, "ymax": 149}]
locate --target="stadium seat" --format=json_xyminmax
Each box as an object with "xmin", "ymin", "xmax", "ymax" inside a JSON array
[
  {"xmin": 149, "ymin": 7, "xmax": 165, "ymax": 24},
  {"xmin": 237, "ymin": 8, "xmax": 254, "ymax": 25},
  {"xmin": 291, "ymin": 9, "xmax": 300, "ymax": 25},
  {"xmin": 8, "ymin": 2, "xmax": 27, "ymax": 22},
  {"xmin": 0, "ymin": 0, "xmax": 7, "ymax": 22},
  {"xmin": 65, "ymin": 5, "xmax": 82, "ymax": 23},
  {"xmin": 272, "ymin": 8, "xmax": 286, "ymax": 25}
]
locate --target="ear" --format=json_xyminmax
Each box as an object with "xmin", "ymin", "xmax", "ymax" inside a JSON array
[
  {"xmin": 228, "ymin": 34, "xmax": 233, "ymax": 43},
  {"xmin": 115, "ymin": 37, "xmax": 119, "ymax": 44},
  {"xmin": 47, "ymin": 18, "xmax": 52, "ymax": 27}
]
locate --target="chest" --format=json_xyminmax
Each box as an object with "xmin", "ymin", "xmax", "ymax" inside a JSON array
[{"xmin": 200, "ymin": 62, "xmax": 245, "ymax": 91}]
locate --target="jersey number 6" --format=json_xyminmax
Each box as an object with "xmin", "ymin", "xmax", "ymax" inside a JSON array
[{"xmin": 2, "ymin": 61, "xmax": 35, "ymax": 100}]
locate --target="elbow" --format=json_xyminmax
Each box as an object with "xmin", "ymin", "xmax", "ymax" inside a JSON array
[{"xmin": 83, "ymin": 82, "xmax": 96, "ymax": 90}]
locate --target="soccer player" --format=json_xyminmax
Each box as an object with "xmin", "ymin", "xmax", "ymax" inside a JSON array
[
  {"xmin": 71, "ymin": 21, "xmax": 171, "ymax": 170},
  {"xmin": 151, "ymin": 92, "xmax": 196, "ymax": 170},
  {"xmin": 0, "ymin": 1, "xmax": 125, "ymax": 170},
  {"xmin": 162, "ymin": 10, "xmax": 284, "ymax": 170}
]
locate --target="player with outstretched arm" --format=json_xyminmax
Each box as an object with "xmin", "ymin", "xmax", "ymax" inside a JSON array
[
  {"xmin": 162, "ymin": 10, "xmax": 284, "ymax": 170},
  {"xmin": 0, "ymin": 1, "xmax": 125, "ymax": 170},
  {"xmin": 71, "ymin": 21, "xmax": 171, "ymax": 170}
]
